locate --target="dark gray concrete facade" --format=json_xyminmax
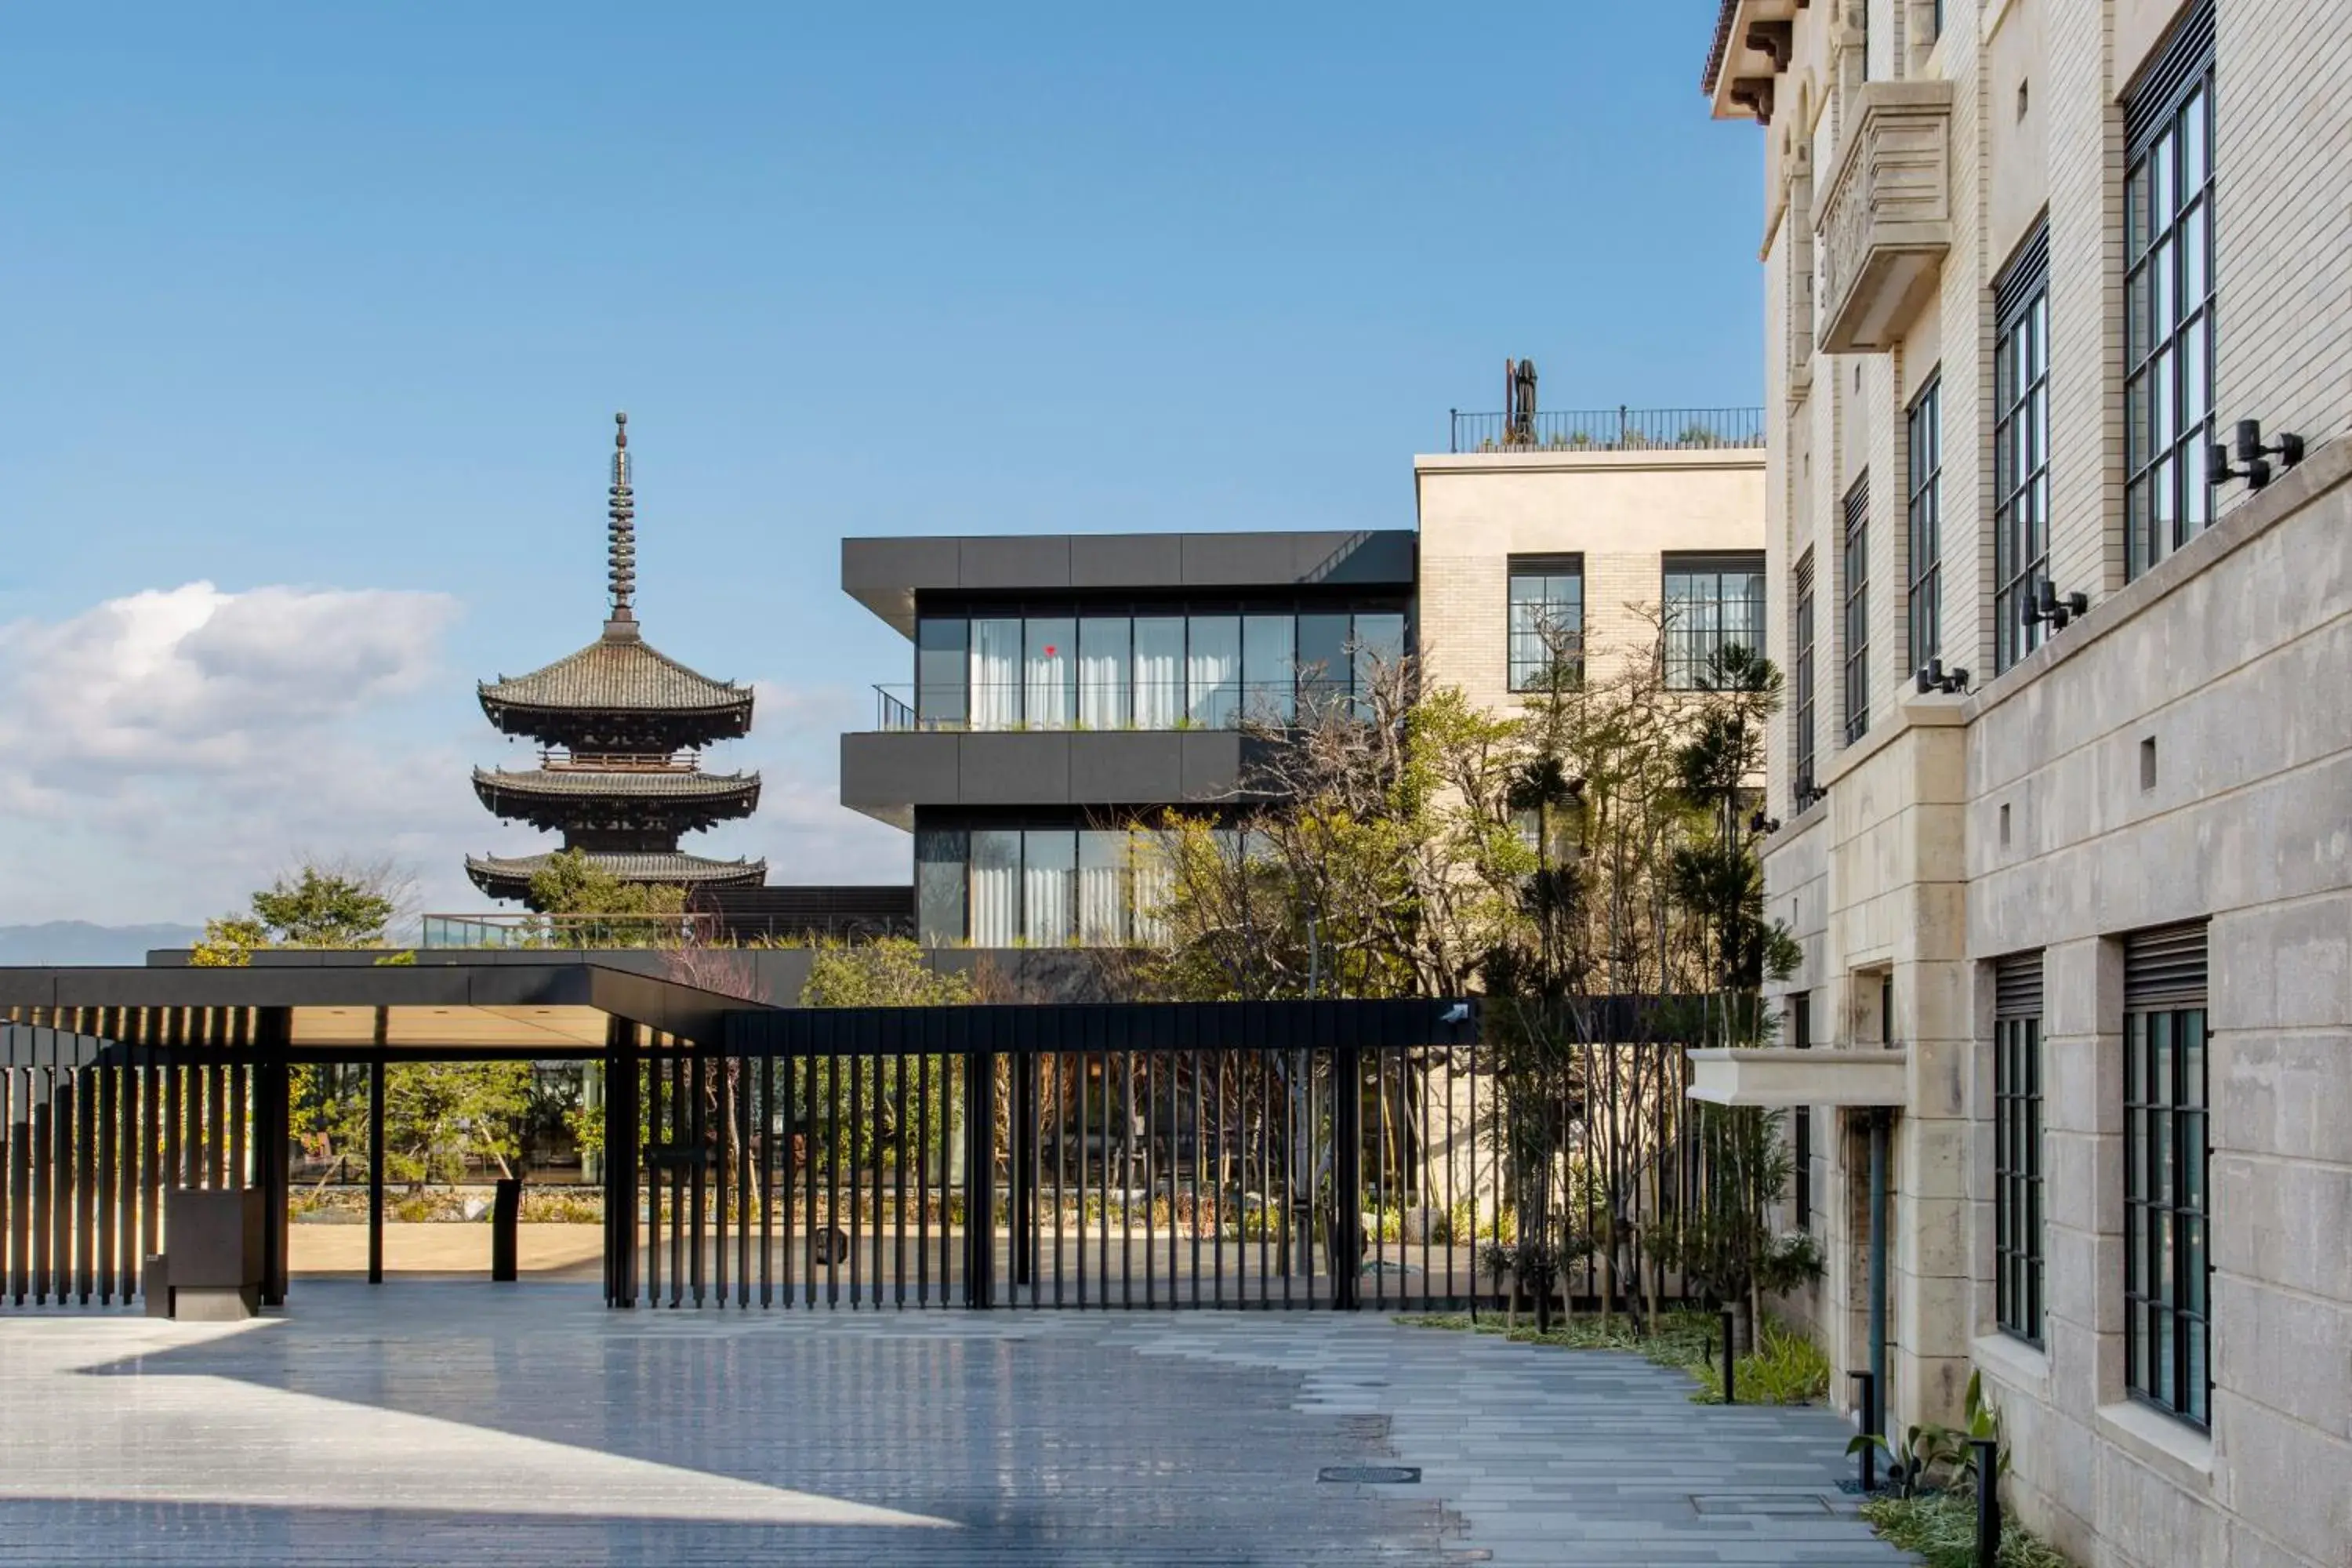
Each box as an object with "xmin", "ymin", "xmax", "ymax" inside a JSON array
[
  {"xmin": 843, "ymin": 529, "xmax": 1417, "ymax": 637},
  {"xmin": 840, "ymin": 729, "xmax": 1286, "ymax": 829}
]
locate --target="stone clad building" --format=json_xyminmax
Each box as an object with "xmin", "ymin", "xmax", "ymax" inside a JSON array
[
  {"xmin": 1414, "ymin": 416, "xmax": 1768, "ymax": 706},
  {"xmin": 1704, "ymin": 2, "xmax": 2351, "ymax": 1563}
]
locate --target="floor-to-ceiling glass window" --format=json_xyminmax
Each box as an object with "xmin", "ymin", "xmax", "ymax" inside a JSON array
[
  {"xmin": 1297, "ymin": 612, "xmax": 1351, "ymax": 720},
  {"xmin": 1187, "ymin": 615, "xmax": 1240, "ymax": 728},
  {"xmin": 1351, "ymin": 612, "xmax": 1406, "ymax": 717},
  {"xmin": 1134, "ymin": 616, "xmax": 1185, "ymax": 728},
  {"xmin": 916, "ymin": 617, "xmax": 968, "ymax": 730},
  {"xmin": 1022, "ymin": 829, "xmax": 1075, "ymax": 944},
  {"xmin": 1242, "ymin": 614, "xmax": 1296, "ymax": 726},
  {"xmin": 971, "ymin": 618, "xmax": 1023, "ymax": 730},
  {"xmin": 915, "ymin": 826, "xmax": 969, "ymax": 944},
  {"xmin": 1078, "ymin": 616, "xmax": 1131, "ymax": 729},
  {"xmin": 1076, "ymin": 830, "xmax": 1130, "ymax": 943},
  {"xmin": 969, "ymin": 829, "xmax": 1023, "ymax": 945},
  {"xmin": 1024, "ymin": 617, "xmax": 1076, "ymax": 730}
]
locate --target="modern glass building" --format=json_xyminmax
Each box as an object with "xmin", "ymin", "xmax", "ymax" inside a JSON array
[{"xmin": 840, "ymin": 532, "xmax": 1417, "ymax": 946}]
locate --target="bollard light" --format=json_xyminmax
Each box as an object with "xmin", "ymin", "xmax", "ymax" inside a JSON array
[{"xmin": 1972, "ymin": 1437, "xmax": 2002, "ymax": 1564}]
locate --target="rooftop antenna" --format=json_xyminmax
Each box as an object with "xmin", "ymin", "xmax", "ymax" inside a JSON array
[{"xmin": 605, "ymin": 412, "xmax": 638, "ymax": 637}]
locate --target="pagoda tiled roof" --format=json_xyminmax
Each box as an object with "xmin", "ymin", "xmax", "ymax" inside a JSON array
[
  {"xmin": 478, "ymin": 623, "xmax": 753, "ymax": 721},
  {"xmin": 470, "ymin": 766, "xmax": 761, "ymax": 804},
  {"xmin": 464, "ymin": 850, "xmax": 768, "ymax": 899}
]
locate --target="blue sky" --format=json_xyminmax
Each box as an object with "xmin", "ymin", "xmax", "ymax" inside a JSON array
[{"xmin": 0, "ymin": 2, "xmax": 1760, "ymax": 926}]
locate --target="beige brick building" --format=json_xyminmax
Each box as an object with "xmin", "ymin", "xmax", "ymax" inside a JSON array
[
  {"xmin": 1414, "ymin": 434, "xmax": 1768, "ymax": 709},
  {"xmin": 1704, "ymin": 1, "xmax": 2352, "ymax": 1564}
]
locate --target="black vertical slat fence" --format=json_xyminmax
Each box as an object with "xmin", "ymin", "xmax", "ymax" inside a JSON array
[
  {"xmin": 604, "ymin": 1001, "xmax": 1705, "ymax": 1315},
  {"xmin": 1, "ymin": 1006, "xmax": 279, "ymax": 1311}
]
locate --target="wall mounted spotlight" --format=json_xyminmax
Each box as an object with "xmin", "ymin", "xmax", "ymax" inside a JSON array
[
  {"xmin": 1914, "ymin": 658, "xmax": 1971, "ymax": 695},
  {"xmin": 2212, "ymin": 418, "xmax": 2305, "ymax": 491},
  {"xmin": 2022, "ymin": 579, "xmax": 2089, "ymax": 631},
  {"xmin": 1748, "ymin": 808, "xmax": 1782, "ymax": 835}
]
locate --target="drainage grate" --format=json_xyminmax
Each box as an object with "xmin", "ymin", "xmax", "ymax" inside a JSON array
[
  {"xmin": 1690, "ymin": 1494, "xmax": 1833, "ymax": 1517},
  {"xmin": 1319, "ymin": 1465, "xmax": 1422, "ymax": 1485}
]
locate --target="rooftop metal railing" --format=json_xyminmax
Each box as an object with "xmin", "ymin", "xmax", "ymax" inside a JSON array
[
  {"xmin": 419, "ymin": 912, "xmax": 723, "ymax": 949},
  {"xmin": 1449, "ymin": 405, "xmax": 1766, "ymax": 454}
]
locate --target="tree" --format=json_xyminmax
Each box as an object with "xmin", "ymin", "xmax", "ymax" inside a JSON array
[
  {"xmin": 796, "ymin": 939, "xmax": 975, "ymax": 1211},
  {"xmin": 249, "ymin": 864, "xmax": 398, "ymax": 947},
  {"xmin": 525, "ymin": 849, "xmax": 688, "ymax": 945},
  {"xmin": 193, "ymin": 856, "xmax": 412, "ymax": 961}
]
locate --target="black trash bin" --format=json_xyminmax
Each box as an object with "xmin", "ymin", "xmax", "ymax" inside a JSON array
[{"xmin": 491, "ymin": 1178, "xmax": 522, "ymax": 1283}]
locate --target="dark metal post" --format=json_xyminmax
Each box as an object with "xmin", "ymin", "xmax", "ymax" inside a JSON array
[
  {"xmin": 366, "ymin": 1058, "xmax": 385, "ymax": 1284},
  {"xmin": 1331, "ymin": 1045, "xmax": 1362, "ymax": 1310},
  {"xmin": 1850, "ymin": 1370, "xmax": 1878, "ymax": 1492},
  {"xmin": 254, "ymin": 1007, "xmax": 292, "ymax": 1307},
  {"xmin": 603, "ymin": 1017, "xmax": 641, "ymax": 1308},
  {"xmin": 1721, "ymin": 1305, "xmax": 1739, "ymax": 1404},
  {"xmin": 490, "ymin": 1177, "xmax": 521, "ymax": 1283},
  {"xmin": 1973, "ymin": 1438, "xmax": 2002, "ymax": 1563},
  {"xmin": 963, "ymin": 1048, "xmax": 995, "ymax": 1308},
  {"xmin": 1867, "ymin": 1109, "xmax": 1889, "ymax": 1440},
  {"xmin": 1010, "ymin": 1051, "xmax": 1034, "ymax": 1290}
]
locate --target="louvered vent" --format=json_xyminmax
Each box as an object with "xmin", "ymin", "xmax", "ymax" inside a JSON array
[
  {"xmin": 2124, "ymin": 924, "xmax": 2207, "ymax": 1009},
  {"xmin": 1994, "ymin": 952, "xmax": 2045, "ymax": 1020}
]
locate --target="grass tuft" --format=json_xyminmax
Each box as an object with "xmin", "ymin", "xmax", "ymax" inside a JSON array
[{"xmin": 1860, "ymin": 1490, "xmax": 2074, "ymax": 1567}]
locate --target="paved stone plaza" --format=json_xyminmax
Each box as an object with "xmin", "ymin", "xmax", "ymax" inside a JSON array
[{"xmin": 0, "ymin": 1285, "xmax": 1913, "ymax": 1566}]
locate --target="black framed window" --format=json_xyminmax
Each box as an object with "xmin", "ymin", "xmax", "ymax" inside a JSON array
[
  {"xmin": 1662, "ymin": 554, "xmax": 1766, "ymax": 689},
  {"xmin": 1508, "ymin": 557, "xmax": 1584, "ymax": 691},
  {"xmin": 2123, "ymin": 924, "xmax": 2210, "ymax": 1427},
  {"xmin": 1907, "ymin": 374, "xmax": 1943, "ymax": 673},
  {"xmin": 909, "ymin": 604, "xmax": 1406, "ymax": 732},
  {"xmin": 1842, "ymin": 477, "xmax": 1870, "ymax": 744},
  {"xmin": 1994, "ymin": 953, "xmax": 2045, "ymax": 1344},
  {"xmin": 2125, "ymin": 0, "xmax": 2216, "ymax": 578},
  {"xmin": 1793, "ymin": 552, "xmax": 1816, "ymax": 798},
  {"xmin": 1994, "ymin": 226, "xmax": 2051, "ymax": 673},
  {"xmin": 1791, "ymin": 993, "xmax": 1812, "ymax": 1232}
]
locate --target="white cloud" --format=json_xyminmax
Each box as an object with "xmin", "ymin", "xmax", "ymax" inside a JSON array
[
  {"xmin": 0, "ymin": 585, "xmax": 908, "ymax": 926},
  {"xmin": 0, "ymin": 583, "xmax": 471, "ymax": 922},
  {"xmin": 0, "ymin": 582, "xmax": 459, "ymax": 806}
]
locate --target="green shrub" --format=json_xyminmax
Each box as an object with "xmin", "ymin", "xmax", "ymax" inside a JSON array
[
  {"xmin": 1860, "ymin": 1491, "xmax": 2074, "ymax": 1567},
  {"xmin": 1690, "ymin": 1316, "xmax": 1831, "ymax": 1405},
  {"xmin": 1399, "ymin": 1308, "xmax": 1828, "ymax": 1406}
]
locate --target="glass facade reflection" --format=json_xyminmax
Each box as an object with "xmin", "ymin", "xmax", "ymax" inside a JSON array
[
  {"xmin": 918, "ymin": 824, "xmax": 1217, "ymax": 946},
  {"xmin": 908, "ymin": 606, "xmax": 1406, "ymax": 731}
]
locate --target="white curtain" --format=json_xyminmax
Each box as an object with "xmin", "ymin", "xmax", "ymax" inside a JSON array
[
  {"xmin": 1079, "ymin": 617, "xmax": 1131, "ymax": 730},
  {"xmin": 1134, "ymin": 617, "xmax": 1184, "ymax": 729},
  {"xmin": 1022, "ymin": 830, "xmax": 1074, "ymax": 945},
  {"xmin": 1187, "ymin": 615, "xmax": 1240, "ymax": 728},
  {"xmin": 1025, "ymin": 618, "xmax": 1074, "ymax": 730},
  {"xmin": 971, "ymin": 619, "xmax": 1022, "ymax": 731},
  {"xmin": 1077, "ymin": 831, "xmax": 1127, "ymax": 944},
  {"xmin": 971, "ymin": 829, "xmax": 1022, "ymax": 946}
]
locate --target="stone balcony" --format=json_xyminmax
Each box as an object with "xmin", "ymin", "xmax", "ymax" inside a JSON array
[{"xmin": 1816, "ymin": 80, "xmax": 1954, "ymax": 354}]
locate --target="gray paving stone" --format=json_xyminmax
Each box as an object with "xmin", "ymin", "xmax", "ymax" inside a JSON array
[{"xmin": 0, "ymin": 1284, "xmax": 1916, "ymax": 1565}]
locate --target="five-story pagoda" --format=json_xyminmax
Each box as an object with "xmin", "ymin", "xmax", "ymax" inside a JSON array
[{"xmin": 466, "ymin": 413, "xmax": 765, "ymax": 905}]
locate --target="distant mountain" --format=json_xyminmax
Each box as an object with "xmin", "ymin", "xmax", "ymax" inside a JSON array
[{"xmin": 0, "ymin": 922, "xmax": 203, "ymax": 966}]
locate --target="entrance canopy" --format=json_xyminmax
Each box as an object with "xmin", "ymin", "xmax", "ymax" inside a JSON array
[{"xmin": 0, "ymin": 960, "xmax": 772, "ymax": 1064}]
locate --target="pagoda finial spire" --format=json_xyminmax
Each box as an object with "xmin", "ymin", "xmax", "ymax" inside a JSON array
[{"xmin": 604, "ymin": 411, "xmax": 639, "ymax": 638}]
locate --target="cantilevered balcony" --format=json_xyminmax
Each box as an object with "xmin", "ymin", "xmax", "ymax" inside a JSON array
[{"xmin": 1816, "ymin": 81, "xmax": 1954, "ymax": 354}]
